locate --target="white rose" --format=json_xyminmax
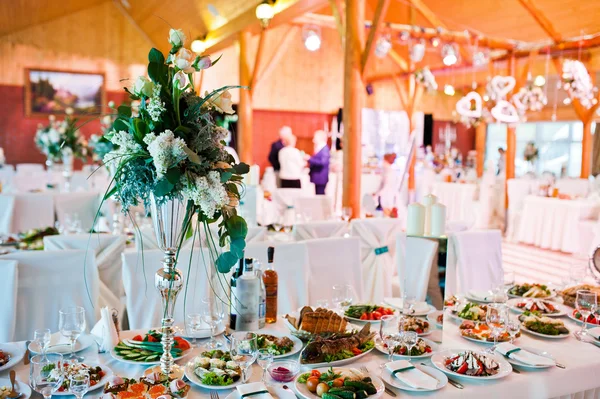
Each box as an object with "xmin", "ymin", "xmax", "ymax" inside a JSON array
[
  {"xmin": 208, "ymin": 90, "xmax": 234, "ymax": 114},
  {"xmin": 133, "ymin": 76, "xmax": 155, "ymax": 97},
  {"xmin": 48, "ymin": 129, "xmax": 60, "ymax": 143},
  {"xmin": 173, "ymin": 71, "xmax": 189, "ymax": 90},
  {"xmin": 173, "ymin": 48, "xmax": 195, "ymax": 73},
  {"xmin": 168, "ymin": 29, "xmax": 186, "ymax": 47},
  {"xmin": 65, "ymin": 107, "xmax": 74, "ymax": 115}
]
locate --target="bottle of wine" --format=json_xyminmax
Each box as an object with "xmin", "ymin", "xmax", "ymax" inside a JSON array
[
  {"xmin": 255, "ymin": 259, "xmax": 267, "ymax": 329},
  {"xmin": 228, "ymin": 258, "xmax": 244, "ymax": 330},
  {"xmin": 264, "ymin": 246, "xmax": 278, "ymax": 324}
]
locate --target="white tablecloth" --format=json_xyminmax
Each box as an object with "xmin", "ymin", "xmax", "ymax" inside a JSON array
[
  {"xmin": 4, "ymin": 310, "xmax": 600, "ymax": 399},
  {"xmin": 518, "ymin": 196, "xmax": 600, "ymax": 253},
  {"xmin": 432, "ymin": 182, "xmax": 478, "ymax": 223}
]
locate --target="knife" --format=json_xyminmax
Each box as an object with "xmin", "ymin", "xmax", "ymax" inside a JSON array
[{"xmin": 384, "ymin": 387, "xmax": 397, "ymax": 397}]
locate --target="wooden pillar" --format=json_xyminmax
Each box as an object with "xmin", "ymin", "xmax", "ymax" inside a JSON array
[
  {"xmin": 407, "ymin": 74, "xmax": 416, "ymax": 194},
  {"xmin": 581, "ymin": 119, "xmax": 593, "ymax": 178},
  {"xmin": 505, "ymin": 53, "xmax": 516, "ymax": 208},
  {"xmin": 238, "ymin": 30, "xmax": 253, "ymax": 164},
  {"xmin": 475, "ymin": 87, "xmax": 486, "ymax": 177},
  {"xmin": 342, "ymin": 0, "xmax": 364, "ymax": 217}
]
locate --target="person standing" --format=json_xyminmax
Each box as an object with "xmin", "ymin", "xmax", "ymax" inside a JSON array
[
  {"xmin": 497, "ymin": 147, "xmax": 506, "ymax": 176},
  {"xmin": 278, "ymin": 134, "xmax": 304, "ymax": 188},
  {"xmin": 268, "ymin": 126, "xmax": 293, "ymax": 172},
  {"xmin": 307, "ymin": 130, "xmax": 330, "ymax": 195},
  {"xmin": 374, "ymin": 153, "xmax": 399, "ymax": 209}
]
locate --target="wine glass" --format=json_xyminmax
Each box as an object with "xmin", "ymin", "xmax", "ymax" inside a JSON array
[
  {"xmin": 34, "ymin": 329, "xmax": 51, "ymax": 360},
  {"xmin": 230, "ymin": 332, "xmax": 258, "ymax": 383},
  {"xmin": 59, "ymin": 307, "xmax": 86, "ymax": 361},
  {"xmin": 402, "ymin": 331, "xmax": 418, "ymax": 357},
  {"xmin": 383, "ymin": 334, "xmax": 400, "ymax": 366},
  {"xmin": 342, "ymin": 207, "xmax": 353, "ymax": 222},
  {"xmin": 186, "ymin": 313, "xmax": 203, "ymax": 347},
  {"xmin": 503, "ymin": 271, "xmax": 515, "ymax": 289},
  {"xmin": 402, "ymin": 294, "xmax": 416, "ymax": 315},
  {"xmin": 201, "ymin": 297, "xmax": 226, "ymax": 349},
  {"xmin": 69, "ymin": 370, "xmax": 90, "ymax": 399},
  {"xmin": 315, "ymin": 299, "xmax": 329, "ymax": 309},
  {"xmin": 257, "ymin": 349, "xmax": 274, "ymax": 384},
  {"xmin": 332, "ymin": 284, "xmax": 354, "ymax": 313},
  {"xmin": 379, "ymin": 315, "xmax": 398, "ymax": 367},
  {"xmin": 575, "ymin": 290, "xmax": 598, "ymax": 340},
  {"xmin": 486, "ymin": 303, "xmax": 508, "ymax": 351},
  {"xmin": 506, "ymin": 318, "xmax": 520, "ymax": 344},
  {"xmin": 30, "ymin": 353, "xmax": 64, "ymax": 399}
]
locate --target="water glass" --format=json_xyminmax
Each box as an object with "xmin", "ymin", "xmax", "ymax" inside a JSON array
[
  {"xmin": 186, "ymin": 313, "xmax": 203, "ymax": 346},
  {"xmin": 201, "ymin": 297, "xmax": 226, "ymax": 349},
  {"xmin": 69, "ymin": 370, "xmax": 90, "ymax": 399},
  {"xmin": 402, "ymin": 294, "xmax": 416, "ymax": 315},
  {"xmin": 506, "ymin": 319, "xmax": 520, "ymax": 344},
  {"xmin": 341, "ymin": 207, "xmax": 353, "ymax": 222},
  {"xmin": 257, "ymin": 349, "xmax": 274, "ymax": 384},
  {"xmin": 332, "ymin": 284, "xmax": 354, "ymax": 312},
  {"xmin": 575, "ymin": 290, "xmax": 598, "ymax": 340},
  {"xmin": 570, "ymin": 264, "xmax": 587, "ymax": 286},
  {"xmin": 315, "ymin": 299, "xmax": 329, "ymax": 309},
  {"xmin": 486, "ymin": 303, "xmax": 508, "ymax": 350},
  {"xmin": 402, "ymin": 331, "xmax": 418, "ymax": 357},
  {"xmin": 503, "ymin": 271, "xmax": 515, "ymax": 288},
  {"xmin": 34, "ymin": 328, "xmax": 51, "ymax": 360},
  {"xmin": 30, "ymin": 353, "xmax": 64, "ymax": 399},
  {"xmin": 59, "ymin": 307, "xmax": 86, "ymax": 361},
  {"xmin": 383, "ymin": 334, "xmax": 400, "ymax": 365},
  {"xmin": 230, "ymin": 332, "xmax": 258, "ymax": 383}
]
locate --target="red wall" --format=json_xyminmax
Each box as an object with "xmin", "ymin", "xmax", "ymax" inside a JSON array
[{"xmin": 431, "ymin": 120, "xmax": 476, "ymax": 158}]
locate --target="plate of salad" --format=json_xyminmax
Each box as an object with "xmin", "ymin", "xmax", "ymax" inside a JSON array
[
  {"xmin": 111, "ymin": 330, "xmax": 192, "ymax": 365},
  {"xmin": 507, "ymin": 298, "xmax": 566, "ymax": 317},
  {"xmin": 567, "ymin": 308, "xmax": 600, "ymax": 326},
  {"xmin": 295, "ymin": 367, "xmax": 384, "ymax": 399},
  {"xmin": 374, "ymin": 337, "xmax": 438, "ymax": 359},
  {"xmin": 255, "ymin": 331, "xmax": 303, "ymax": 358},
  {"xmin": 184, "ymin": 350, "xmax": 247, "ymax": 390},
  {"xmin": 46, "ymin": 362, "xmax": 112, "ymax": 395},
  {"xmin": 508, "ymin": 283, "xmax": 554, "ymax": 299},
  {"xmin": 450, "ymin": 302, "xmax": 488, "ymax": 322},
  {"xmin": 431, "ymin": 350, "xmax": 512, "ymax": 381},
  {"xmin": 344, "ymin": 305, "xmax": 395, "ymax": 322},
  {"xmin": 518, "ymin": 313, "xmax": 570, "ymax": 339}
]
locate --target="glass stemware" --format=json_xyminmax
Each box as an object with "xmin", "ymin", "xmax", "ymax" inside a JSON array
[
  {"xmin": 379, "ymin": 315, "xmax": 397, "ymax": 367},
  {"xmin": 383, "ymin": 334, "xmax": 400, "ymax": 366},
  {"xmin": 201, "ymin": 297, "xmax": 226, "ymax": 349},
  {"xmin": 332, "ymin": 284, "xmax": 354, "ymax": 313},
  {"xmin": 402, "ymin": 294, "xmax": 416, "ymax": 315},
  {"xmin": 506, "ymin": 318, "xmax": 520, "ymax": 344},
  {"xmin": 186, "ymin": 313, "xmax": 203, "ymax": 347},
  {"xmin": 486, "ymin": 303, "xmax": 508, "ymax": 351},
  {"xmin": 257, "ymin": 349, "xmax": 274, "ymax": 384},
  {"xmin": 59, "ymin": 307, "xmax": 86, "ymax": 361},
  {"xmin": 30, "ymin": 353, "xmax": 64, "ymax": 399},
  {"xmin": 575, "ymin": 290, "xmax": 598, "ymax": 340},
  {"xmin": 230, "ymin": 332, "xmax": 258, "ymax": 383},
  {"xmin": 402, "ymin": 331, "xmax": 418, "ymax": 357},
  {"xmin": 69, "ymin": 370, "xmax": 90, "ymax": 399},
  {"xmin": 34, "ymin": 329, "xmax": 51, "ymax": 360}
]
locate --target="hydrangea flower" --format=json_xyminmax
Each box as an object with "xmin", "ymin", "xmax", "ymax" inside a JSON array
[
  {"xmin": 144, "ymin": 130, "xmax": 188, "ymax": 177},
  {"xmin": 147, "ymin": 84, "xmax": 166, "ymax": 122},
  {"xmin": 183, "ymin": 171, "xmax": 228, "ymax": 218}
]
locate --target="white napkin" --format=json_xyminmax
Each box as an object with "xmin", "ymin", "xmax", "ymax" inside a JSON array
[
  {"xmin": 384, "ymin": 298, "xmax": 429, "ymax": 314},
  {"xmin": 386, "ymin": 360, "xmax": 438, "ymax": 390},
  {"xmin": 495, "ymin": 343, "xmax": 555, "ymax": 366},
  {"xmin": 468, "ymin": 290, "xmax": 493, "ymax": 301},
  {"xmin": 236, "ymin": 382, "xmax": 273, "ymax": 399},
  {"xmin": 90, "ymin": 307, "xmax": 119, "ymax": 352},
  {"xmin": 588, "ymin": 327, "xmax": 600, "ymax": 340}
]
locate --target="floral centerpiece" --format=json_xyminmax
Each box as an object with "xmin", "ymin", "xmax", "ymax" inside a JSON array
[
  {"xmin": 99, "ymin": 28, "xmax": 248, "ymax": 377},
  {"xmin": 34, "ymin": 108, "xmax": 89, "ymax": 163},
  {"xmin": 89, "ymin": 103, "xmax": 117, "ymax": 163}
]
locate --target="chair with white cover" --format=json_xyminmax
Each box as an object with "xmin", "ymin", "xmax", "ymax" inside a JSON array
[
  {"xmin": 121, "ymin": 248, "xmax": 213, "ymax": 330},
  {"xmin": 396, "ymin": 233, "xmax": 439, "ymax": 306},
  {"xmin": 304, "ymin": 237, "xmax": 363, "ymax": 304},
  {"xmin": 445, "ymin": 230, "xmax": 503, "ymax": 298},
  {"xmin": 15, "ymin": 163, "xmax": 44, "ymax": 174},
  {"xmin": 54, "ymin": 192, "xmax": 101, "ymax": 231},
  {"xmin": 293, "ymin": 220, "xmax": 348, "ymax": 241},
  {"xmin": 0, "ymin": 193, "xmax": 55, "ymax": 234},
  {"xmin": 14, "ymin": 169, "xmax": 48, "ymax": 192},
  {"xmin": 351, "ymin": 218, "xmax": 403, "ymax": 303},
  {"xmin": 293, "ymin": 196, "xmax": 333, "ymax": 221},
  {"xmin": 506, "ymin": 178, "xmax": 532, "ymax": 242},
  {"xmin": 0, "ymin": 260, "xmax": 18, "ymax": 342},
  {"xmin": 0, "ymin": 250, "xmax": 99, "ymax": 341},
  {"xmin": 244, "ymin": 241, "xmax": 310, "ymax": 315}
]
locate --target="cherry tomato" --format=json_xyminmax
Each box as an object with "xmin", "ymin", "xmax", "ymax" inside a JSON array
[
  {"xmin": 359, "ymin": 313, "xmax": 368, "ymax": 320},
  {"xmin": 416, "ymin": 328, "xmax": 423, "ymax": 334},
  {"xmin": 306, "ymin": 377, "xmax": 319, "ymax": 393},
  {"xmin": 371, "ymin": 311, "xmax": 382, "ymax": 320},
  {"xmin": 311, "ymin": 370, "xmax": 321, "ymax": 378},
  {"xmin": 147, "ymin": 335, "xmax": 158, "ymax": 342},
  {"xmin": 384, "ymin": 308, "xmax": 394, "ymax": 315},
  {"xmin": 376, "ymin": 307, "xmax": 385, "ymax": 314},
  {"xmin": 332, "ymin": 378, "xmax": 345, "ymax": 388},
  {"xmin": 456, "ymin": 362, "xmax": 468, "ymax": 374},
  {"xmin": 132, "ymin": 335, "xmax": 143, "ymax": 341},
  {"xmin": 174, "ymin": 337, "xmax": 191, "ymax": 351},
  {"xmin": 425, "ymin": 347, "xmax": 432, "ymax": 353}
]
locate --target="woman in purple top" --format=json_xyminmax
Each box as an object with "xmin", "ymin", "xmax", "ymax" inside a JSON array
[{"xmin": 308, "ymin": 130, "xmax": 330, "ymax": 195}]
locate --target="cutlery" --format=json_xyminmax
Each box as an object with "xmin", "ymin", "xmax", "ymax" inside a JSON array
[
  {"xmin": 555, "ymin": 362, "xmax": 566, "ymax": 369},
  {"xmin": 358, "ymin": 367, "xmax": 396, "ymax": 397},
  {"xmin": 512, "ymin": 367, "xmax": 521, "ymax": 374},
  {"xmin": 282, "ymin": 385, "xmax": 300, "ymax": 398},
  {"xmin": 23, "ymin": 341, "xmax": 31, "ymax": 365},
  {"xmin": 8, "ymin": 370, "xmax": 20, "ymax": 399},
  {"xmin": 210, "ymin": 390, "xmax": 220, "ymax": 399},
  {"xmin": 420, "ymin": 362, "xmax": 463, "ymax": 389}
]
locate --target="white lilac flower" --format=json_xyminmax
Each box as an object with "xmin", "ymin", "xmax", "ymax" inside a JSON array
[
  {"xmin": 183, "ymin": 171, "xmax": 228, "ymax": 218},
  {"xmin": 146, "ymin": 130, "xmax": 187, "ymax": 177},
  {"xmin": 147, "ymin": 84, "xmax": 166, "ymax": 122}
]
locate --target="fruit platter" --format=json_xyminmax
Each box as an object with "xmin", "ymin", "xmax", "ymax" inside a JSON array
[
  {"xmin": 344, "ymin": 305, "xmax": 395, "ymax": 322},
  {"xmin": 295, "ymin": 367, "xmax": 384, "ymax": 399},
  {"xmin": 111, "ymin": 330, "xmax": 192, "ymax": 364},
  {"xmin": 299, "ymin": 324, "xmax": 376, "ymax": 367}
]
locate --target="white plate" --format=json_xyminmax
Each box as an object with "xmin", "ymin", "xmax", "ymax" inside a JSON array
[
  {"xmin": 143, "ymin": 364, "xmax": 185, "ymax": 380},
  {"xmin": 53, "ymin": 364, "xmax": 113, "ymax": 396},
  {"xmin": 566, "ymin": 310, "xmax": 600, "ymax": 326},
  {"xmin": 374, "ymin": 337, "xmax": 438, "ymax": 359},
  {"xmin": 254, "ymin": 330, "xmax": 304, "ymax": 359},
  {"xmin": 295, "ymin": 367, "xmax": 384, "ymax": 399},
  {"xmin": 507, "ymin": 285, "xmax": 555, "ymax": 300},
  {"xmin": 460, "ymin": 333, "xmax": 514, "ymax": 345},
  {"xmin": 0, "ymin": 378, "xmax": 32, "ymax": 399},
  {"xmin": 224, "ymin": 385, "xmax": 296, "ymax": 399},
  {"xmin": 431, "ymin": 349, "xmax": 513, "ymax": 381},
  {"xmin": 380, "ymin": 363, "xmax": 447, "ymax": 392},
  {"xmin": 427, "ymin": 311, "xmax": 443, "ymax": 329},
  {"xmin": 110, "ymin": 331, "xmax": 193, "ymax": 365},
  {"xmin": 29, "ymin": 334, "xmax": 96, "ymax": 355},
  {"xmin": 299, "ymin": 344, "xmax": 375, "ymax": 368},
  {"xmin": 0, "ymin": 343, "xmax": 25, "ymax": 372},
  {"xmin": 465, "ymin": 291, "xmax": 497, "ymax": 304},
  {"xmin": 184, "ymin": 361, "xmax": 251, "ymax": 391},
  {"xmin": 520, "ymin": 323, "xmax": 570, "ymax": 339},
  {"xmin": 507, "ymin": 298, "xmax": 567, "ymax": 317},
  {"xmin": 176, "ymin": 322, "xmax": 226, "ymax": 340},
  {"xmin": 498, "ymin": 346, "xmax": 555, "ymax": 369},
  {"xmin": 383, "ymin": 298, "xmax": 435, "ymax": 316}
]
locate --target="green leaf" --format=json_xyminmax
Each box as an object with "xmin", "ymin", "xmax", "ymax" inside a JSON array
[
  {"xmin": 103, "ymin": 185, "xmax": 118, "ymax": 201},
  {"xmin": 232, "ymin": 163, "xmax": 250, "ymax": 175},
  {"xmin": 220, "ymin": 171, "xmax": 233, "ymax": 183},
  {"xmin": 148, "ymin": 48, "xmax": 165, "ymax": 64},
  {"xmin": 211, "ymin": 54, "xmax": 223, "ymax": 67},
  {"xmin": 148, "ymin": 62, "xmax": 168, "ymax": 86},
  {"xmin": 183, "ymin": 146, "xmax": 201, "ymax": 164},
  {"xmin": 165, "ymin": 168, "xmax": 182, "ymax": 185},
  {"xmin": 216, "ymin": 251, "xmax": 238, "ymax": 273},
  {"xmin": 153, "ymin": 178, "xmax": 174, "ymax": 197},
  {"xmin": 132, "ymin": 119, "xmax": 147, "ymax": 144},
  {"xmin": 230, "ymin": 237, "xmax": 246, "ymax": 258},
  {"xmin": 123, "ymin": 87, "xmax": 140, "ymax": 100},
  {"xmin": 118, "ymin": 105, "xmax": 132, "ymax": 118},
  {"xmin": 226, "ymin": 182, "xmax": 239, "ymax": 197},
  {"xmin": 226, "ymin": 215, "xmax": 247, "ymax": 239},
  {"xmin": 113, "ymin": 118, "xmax": 129, "ymax": 132}
]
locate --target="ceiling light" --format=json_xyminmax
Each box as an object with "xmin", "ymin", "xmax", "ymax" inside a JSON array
[
  {"xmin": 533, "ymin": 75, "xmax": 546, "ymax": 87},
  {"xmin": 375, "ymin": 34, "xmax": 392, "ymax": 58},
  {"xmin": 430, "ymin": 37, "xmax": 440, "ymax": 47},
  {"xmin": 442, "ymin": 44, "xmax": 458, "ymax": 66},
  {"xmin": 444, "ymin": 84, "xmax": 455, "ymax": 96},
  {"xmin": 483, "ymin": 94, "xmax": 490, "ymax": 102},
  {"xmin": 255, "ymin": 2, "xmax": 275, "ymax": 28},
  {"xmin": 399, "ymin": 31, "xmax": 410, "ymax": 42},
  {"xmin": 563, "ymin": 97, "xmax": 572, "ymax": 105},
  {"xmin": 410, "ymin": 39, "xmax": 426, "ymax": 63},
  {"xmin": 303, "ymin": 26, "xmax": 321, "ymax": 51},
  {"xmin": 191, "ymin": 39, "xmax": 206, "ymax": 54},
  {"xmin": 472, "ymin": 51, "xmax": 489, "ymax": 67}
]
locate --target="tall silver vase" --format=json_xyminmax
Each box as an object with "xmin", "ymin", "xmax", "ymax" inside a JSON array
[{"xmin": 150, "ymin": 193, "xmax": 191, "ymax": 376}]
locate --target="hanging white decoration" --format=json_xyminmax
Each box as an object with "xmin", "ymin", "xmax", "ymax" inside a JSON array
[
  {"xmin": 456, "ymin": 91, "xmax": 483, "ymax": 118},
  {"xmin": 491, "ymin": 100, "xmax": 520, "ymax": 124},
  {"xmin": 562, "ymin": 59, "xmax": 597, "ymax": 109},
  {"xmin": 490, "ymin": 76, "xmax": 516, "ymax": 100},
  {"xmin": 512, "ymin": 84, "xmax": 547, "ymax": 114},
  {"xmin": 414, "ymin": 67, "xmax": 438, "ymax": 91}
]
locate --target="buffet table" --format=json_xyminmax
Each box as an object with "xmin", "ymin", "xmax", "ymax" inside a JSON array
[
  {"xmin": 4, "ymin": 313, "xmax": 600, "ymax": 399},
  {"xmin": 517, "ymin": 196, "xmax": 600, "ymax": 253},
  {"xmin": 431, "ymin": 182, "xmax": 477, "ymax": 223}
]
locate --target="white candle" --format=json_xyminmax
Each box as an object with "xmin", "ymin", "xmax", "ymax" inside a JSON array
[
  {"xmin": 430, "ymin": 203, "xmax": 447, "ymax": 237},
  {"xmin": 422, "ymin": 194, "xmax": 437, "ymax": 235},
  {"xmin": 406, "ymin": 203, "xmax": 425, "ymax": 236}
]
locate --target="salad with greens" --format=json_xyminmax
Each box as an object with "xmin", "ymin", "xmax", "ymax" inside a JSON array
[{"xmin": 191, "ymin": 350, "xmax": 241, "ymax": 386}]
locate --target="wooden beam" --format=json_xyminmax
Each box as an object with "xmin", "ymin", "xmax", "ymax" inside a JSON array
[
  {"xmin": 343, "ymin": 0, "xmax": 365, "ymax": 218},
  {"xmin": 474, "ymin": 86, "xmax": 487, "ymax": 177},
  {"xmin": 250, "ymin": 29, "xmax": 267, "ymax": 96},
  {"xmin": 392, "ymin": 75, "xmax": 409, "ymax": 109},
  {"xmin": 517, "ymin": 0, "xmax": 562, "ymax": 43},
  {"xmin": 111, "ymin": 0, "xmax": 158, "ymax": 49},
  {"xmin": 505, "ymin": 125, "xmax": 516, "ymax": 209},
  {"xmin": 328, "ymin": 0, "xmax": 345, "ymax": 44},
  {"xmin": 238, "ymin": 30, "xmax": 254, "ymax": 164},
  {"xmin": 360, "ymin": 0, "xmax": 390, "ymax": 74},
  {"xmin": 388, "ymin": 49, "xmax": 409, "ymax": 71},
  {"xmin": 255, "ymin": 26, "xmax": 299, "ymax": 86}
]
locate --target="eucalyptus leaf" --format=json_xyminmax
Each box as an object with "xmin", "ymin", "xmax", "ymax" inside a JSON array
[
  {"xmin": 118, "ymin": 105, "xmax": 132, "ymax": 118},
  {"xmin": 216, "ymin": 251, "xmax": 238, "ymax": 273},
  {"xmin": 153, "ymin": 177, "xmax": 174, "ymax": 197},
  {"xmin": 165, "ymin": 168, "xmax": 182, "ymax": 185},
  {"xmin": 230, "ymin": 237, "xmax": 246, "ymax": 258},
  {"xmin": 233, "ymin": 163, "xmax": 250, "ymax": 175},
  {"xmin": 183, "ymin": 146, "xmax": 201, "ymax": 164},
  {"xmin": 220, "ymin": 171, "xmax": 233, "ymax": 183},
  {"xmin": 226, "ymin": 215, "xmax": 247, "ymax": 239},
  {"xmin": 113, "ymin": 118, "xmax": 129, "ymax": 132}
]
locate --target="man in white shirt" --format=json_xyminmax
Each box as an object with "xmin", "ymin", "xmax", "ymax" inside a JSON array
[{"xmin": 278, "ymin": 134, "xmax": 305, "ymax": 188}]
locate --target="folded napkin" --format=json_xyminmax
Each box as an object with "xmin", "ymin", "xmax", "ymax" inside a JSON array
[
  {"xmin": 236, "ymin": 382, "xmax": 272, "ymax": 399},
  {"xmin": 384, "ymin": 298, "xmax": 429, "ymax": 314},
  {"xmin": 386, "ymin": 360, "xmax": 438, "ymax": 390},
  {"xmin": 495, "ymin": 343, "xmax": 554, "ymax": 366},
  {"xmin": 588, "ymin": 327, "xmax": 600, "ymax": 340},
  {"xmin": 90, "ymin": 307, "xmax": 119, "ymax": 352},
  {"xmin": 468, "ymin": 290, "xmax": 493, "ymax": 301}
]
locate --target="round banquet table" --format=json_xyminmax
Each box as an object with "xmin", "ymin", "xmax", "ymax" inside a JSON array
[
  {"xmin": 4, "ymin": 312, "xmax": 600, "ymax": 399},
  {"xmin": 517, "ymin": 196, "xmax": 600, "ymax": 254},
  {"xmin": 431, "ymin": 182, "xmax": 478, "ymax": 223}
]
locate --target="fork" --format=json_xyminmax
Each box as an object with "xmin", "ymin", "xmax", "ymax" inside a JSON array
[
  {"xmin": 360, "ymin": 366, "xmax": 397, "ymax": 397},
  {"xmin": 210, "ymin": 391, "xmax": 220, "ymax": 399}
]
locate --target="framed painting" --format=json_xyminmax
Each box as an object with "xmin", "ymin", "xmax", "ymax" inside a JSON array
[{"xmin": 25, "ymin": 69, "xmax": 106, "ymax": 117}]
